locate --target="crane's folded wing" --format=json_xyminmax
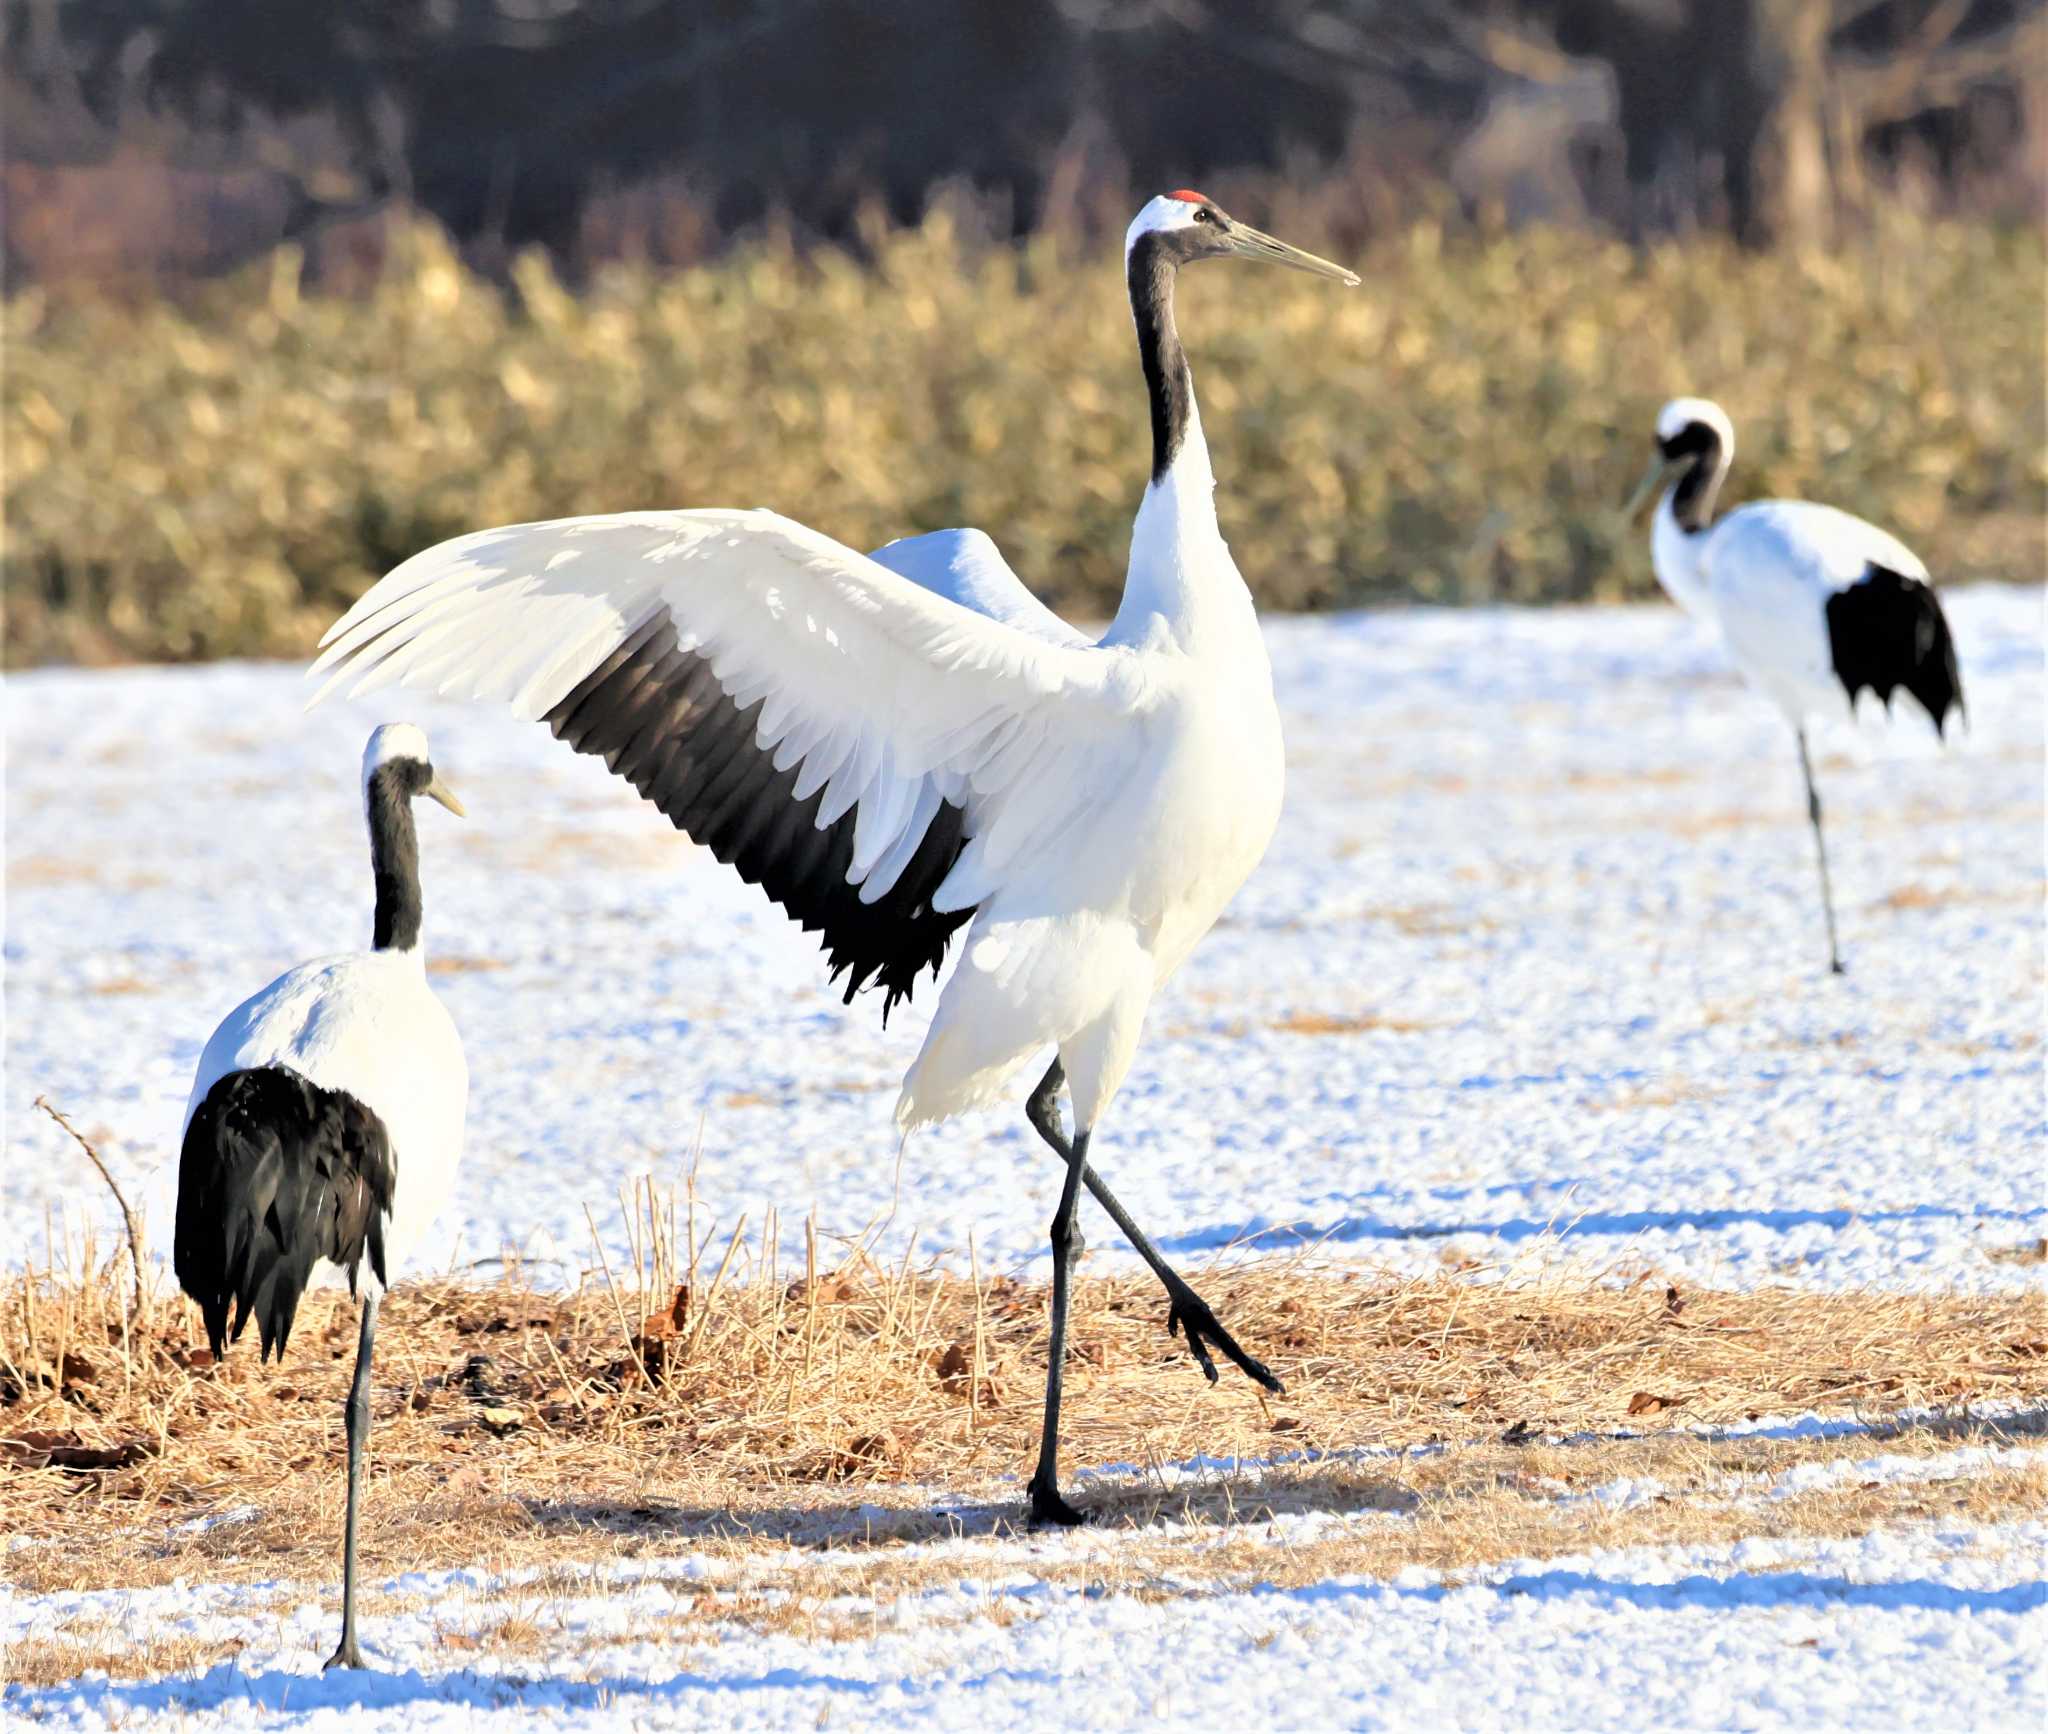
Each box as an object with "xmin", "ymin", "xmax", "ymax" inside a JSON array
[{"xmin": 866, "ymin": 527, "xmax": 1091, "ymax": 648}]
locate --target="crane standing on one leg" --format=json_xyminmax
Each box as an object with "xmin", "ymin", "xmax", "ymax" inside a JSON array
[
  {"xmin": 176, "ymin": 724, "xmax": 467, "ymax": 1665},
  {"xmin": 1627, "ymin": 397, "xmax": 1965, "ymax": 974}
]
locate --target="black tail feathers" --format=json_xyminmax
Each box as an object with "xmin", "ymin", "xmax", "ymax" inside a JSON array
[
  {"xmin": 174, "ymin": 1068, "xmax": 396, "ymax": 1360},
  {"xmin": 1824, "ymin": 565, "xmax": 1965, "ymax": 737}
]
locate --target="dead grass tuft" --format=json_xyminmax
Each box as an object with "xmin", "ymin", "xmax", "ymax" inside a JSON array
[{"xmin": 1270, "ymin": 1009, "xmax": 1441, "ymax": 1036}]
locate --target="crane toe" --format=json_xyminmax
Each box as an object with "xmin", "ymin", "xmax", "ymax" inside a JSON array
[{"xmin": 1168, "ymin": 1289, "xmax": 1284, "ymax": 1395}]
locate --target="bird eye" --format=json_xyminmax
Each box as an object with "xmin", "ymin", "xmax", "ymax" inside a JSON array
[{"xmin": 1192, "ymin": 208, "xmax": 1215, "ymax": 225}]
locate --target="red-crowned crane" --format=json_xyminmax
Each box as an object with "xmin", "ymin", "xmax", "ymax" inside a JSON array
[
  {"xmin": 1629, "ymin": 396, "xmax": 1964, "ymax": 975},
  {"xmin": 312, "ymin": 194, "xmax": 1357, "ymax": 1525},
  {"xmin": 177, "ymin": 723, "xmax": 467, "ymax": 1666}
]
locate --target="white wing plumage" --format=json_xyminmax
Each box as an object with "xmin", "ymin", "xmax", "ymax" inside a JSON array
[
  {"xmin": 1700, "ymin": 500, "xmax": 1932, "ymax": 720},
  {"xmin": 1705, "ymin": 500, "xmax": 1927, "ymax": 599},
  {"xmin": 313, "ymin": 510, "xmax": 1145, "ymax": 920},
  {"xmin": 867, "ymin": 528, "xmax": 1090, "ymax": 647}
]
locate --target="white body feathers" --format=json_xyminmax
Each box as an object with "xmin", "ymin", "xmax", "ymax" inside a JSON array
[{"xmin": 184, "ymin": 952, "xmax": 468, "ymax": 1285}]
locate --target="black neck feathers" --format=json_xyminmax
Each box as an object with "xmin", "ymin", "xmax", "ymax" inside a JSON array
[
  {"xmin": 1662, "ymin": 422, "xmax": 1728, "ymax": 534},
  {"xmin": 1128, "ymin": 233, "xmax": 1193, "ymax": 484},
  {"xmin": 366, "ymin": 761, "xmax": 426, "ymax": 952}
]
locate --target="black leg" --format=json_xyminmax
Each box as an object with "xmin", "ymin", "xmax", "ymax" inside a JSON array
[
  {"xmin": 324, "ymin": 1293, "xmax": 379, "ymax": 1671},
  {"xmin": 1027, "ymin": 1127, "xmax": 1091, "ymax": 1527},
  {"xmin": 1796, "ymin": 729, "xmax": 1845, "ymax": 976},
  {"xmin": 1025, "ymin": 1062, "xmax": 1281, "ymax": 1396}
]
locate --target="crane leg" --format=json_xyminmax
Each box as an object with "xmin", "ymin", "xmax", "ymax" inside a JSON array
[
  {"xmin": 324, "ymin": 1292, "xmax": 380, "ymax": 1671},
  {"xmin": 1027, "ymin": 1127, "xmax": 1092, "ymax": 1527},
  {"xmin": 1026, "ymin": 1061, "xmax": 1282, "ymax": 1396},
  {"xmin": 1796, "ymin": 729, "xmax": 1846, "ymax": 976}
]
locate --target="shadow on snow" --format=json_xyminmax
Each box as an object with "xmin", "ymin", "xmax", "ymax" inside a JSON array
[{"xmin": 1157, "ymin": 1200, "xmax": 2048, "ymax": 1256}]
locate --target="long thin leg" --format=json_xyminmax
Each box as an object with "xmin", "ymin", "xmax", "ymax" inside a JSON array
[
  {"xmin": 1796, "ymin": 728, "xmax": 1845, "ymax": 976},
  {"xmin": 324, "ymin": 1292, "xmax": 379, "ymax": 1671},
  {"xmin": 1026, "ymin": 1062, "xmax": 1281, "ymax": 1395},
  {"xmin": 1027, "ymin": 1128, "xmax": 1091, "ymax": 1527}
]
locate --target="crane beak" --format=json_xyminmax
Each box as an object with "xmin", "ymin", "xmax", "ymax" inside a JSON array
[
  {"xmin": 1623, "ymin": 454, "xmax": 1675, "ymax": 522},
  {"xmin": 424, "ymin": 773, "xmax": 466, "ymax": 817},
  {"xmin": 1224, "ymin": 223, "xmax": 1360, "ymax": 286}
]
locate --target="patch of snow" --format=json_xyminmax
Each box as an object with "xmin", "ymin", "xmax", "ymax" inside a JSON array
[{"xmin": 3, "ymin": 1520, "xmax": 2041, "ymax": 1730}]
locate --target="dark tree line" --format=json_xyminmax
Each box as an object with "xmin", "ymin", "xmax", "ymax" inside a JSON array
[{"xmin": 3, "ymin": 0, "xmax": 2037, "ymax": 282}]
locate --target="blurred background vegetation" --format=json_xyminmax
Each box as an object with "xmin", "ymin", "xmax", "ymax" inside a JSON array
[{"xmin": 4, "ymin": 0, "xmax": 2042, "ymax": 665}]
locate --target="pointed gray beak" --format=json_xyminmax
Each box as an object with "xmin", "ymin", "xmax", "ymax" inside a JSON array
[
  {"xmin": 1224, "ymin": 223, "xmax": 1360, "ymax": 286},
  {"xmin": 1623, "ymin": 453, "xmax": 1678, "ymax": 522},
  {"xmin": 424, "ymin": 773, "xmax": 466, "ymax": 818}
]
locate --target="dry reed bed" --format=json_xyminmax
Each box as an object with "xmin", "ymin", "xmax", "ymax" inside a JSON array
[
  {"xmin": 5, "ymin": 1218, "xmax": 2043, "ymax": 1597},
  {"xmin": 7, "ymin": 208, "xmax": 2041, "ymax": 665}
]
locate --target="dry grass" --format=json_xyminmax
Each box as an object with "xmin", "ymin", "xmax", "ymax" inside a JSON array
[
  {"xmin": 6, "ymin": 208, "xmax": 2041, "ymax": 666},
  {"xmin": 1268, "ymin": 1010, "xmax": 1442, "ymax": 1036},
  {"xmin": 4, "ymin": 1199, "xmax": 2043, "ymax": 1613}
]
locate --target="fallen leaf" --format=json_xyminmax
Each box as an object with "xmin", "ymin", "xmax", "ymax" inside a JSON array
[
  {"xmin": 786, "ymin": 1271, "xmax": 860, "ymax": 1306},
  {"xmin": 41, "ymin": 1437, "xmax": 158, "ymax": 1472},
  {"xmin": 460, "ymin": 1354, "xmax": 500, "ymax": 1400},
  {"xmin": 832, "ymin": 1429, "xmax": 905, "ymax": 1477},
  {"xmin": 934, "ymin": 1341, "xmax": 973, "ymax": 1395},
  {"xmin": 2, "ymin": 1429, "xmax": 78, "ymax": 1467}
]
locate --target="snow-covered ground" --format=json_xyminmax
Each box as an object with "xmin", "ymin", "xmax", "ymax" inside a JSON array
[
  {"xmin": 8, "ymin": 587, "xmax": 2042, "ymax": 1291},
  {"xmin": 5, "ymin": 589, "xmax": 2044, "ymax": 1728},
  {"xmin": 5, "ymin": 1445, "xmax": 2043, "ymax": 1730}
]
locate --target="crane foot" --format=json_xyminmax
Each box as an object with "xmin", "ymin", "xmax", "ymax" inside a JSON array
[
  {"xmin": 1167, "ymin": 1284, "xmax": 1284, "ymax": 1395},
  {"xmin": 1026, "ymin": 1474, "xmax": 1090, "ymax": 1528}
]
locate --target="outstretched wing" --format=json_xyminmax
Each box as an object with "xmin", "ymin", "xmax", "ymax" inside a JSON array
[
  {"xmin": 313, "ymin": 510, "xmax": 1146, "ymax": 1017},
  {"xmin": 867, "ymin": 528, "xmax": 1090, "ymax": 647}
]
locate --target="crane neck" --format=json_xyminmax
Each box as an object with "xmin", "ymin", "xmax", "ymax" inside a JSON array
[
  {"xmin": 1647, "ymin": 429, "xmax": 1731, "ymax": 621},
  {"xmin": 1650, "ymin": 492, "xmax": 1714, "ymax": 621},
  {"xmin": 1112, "ymin": 234, "xmax": 1242, "ymax": 656},
  {"xmin": 1129, "ymin": 238, "xmax": 1204, "ymax": 489},
  {"xmin": 1666, "ymin": 436, "xmax": 1730, "ymax": 535},
  {"xmin": 365, "ymin": 765, "xmax": 426, "ymax": 957}
]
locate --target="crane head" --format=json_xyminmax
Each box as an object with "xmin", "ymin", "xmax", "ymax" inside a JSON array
[
  {"xmin": 1626, "ymin": 397, "xmax": 1735, "ymax": 519},
  {"xmin": 363, "ymin": 722, "xmax": 465, "ymax": 818},
  {"xmin": 1125, "ymin": 192, "xmax": 1359, "ymax": 286}
]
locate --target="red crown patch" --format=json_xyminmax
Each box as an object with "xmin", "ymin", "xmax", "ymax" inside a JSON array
[{"xmin": 1166, "ymin": 188, "xmax": 1210, "ymax": 206}]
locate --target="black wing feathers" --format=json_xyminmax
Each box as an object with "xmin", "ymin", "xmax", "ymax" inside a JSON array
[
  {"xmin": 175, "ymin": 1068, "xmax": 396, "ymax": 1360},
  {"xmin": 544, "ymin": 605, "xmax": 972, "ymax": 1022},
  {"xmin": 1825, "ymin": 565, "xmax": 1965, "ymax": 735}
]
